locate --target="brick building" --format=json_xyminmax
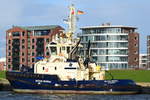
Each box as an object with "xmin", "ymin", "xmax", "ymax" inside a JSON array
[
  {"xmin": 78, "ymin": 23, "xmax": 139, "ymax": 69},
  {"xmin": 6, "ymin": 25, "xmax": 64, "ymax": 70}
]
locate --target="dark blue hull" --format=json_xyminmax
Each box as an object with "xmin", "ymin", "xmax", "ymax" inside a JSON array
[{"xmin": 6, "ymin": 71, "xmax": 141, "ymax": 94}]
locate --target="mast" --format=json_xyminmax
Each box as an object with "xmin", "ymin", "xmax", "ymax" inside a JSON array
[
  {"xmin": 64, "ymin": 4, "xmax": 77, "ymax": 40},
  {"xmin": 68, "ymin": 4, "xmax": 76, "ymax": 34}
]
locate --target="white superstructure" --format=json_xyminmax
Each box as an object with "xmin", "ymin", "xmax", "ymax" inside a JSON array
[{"xmin": 33, "ymin": 4, "xmax": 105, "ymax": 81}]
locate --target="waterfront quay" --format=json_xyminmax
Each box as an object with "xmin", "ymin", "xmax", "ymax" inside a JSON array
[{"xmin": 0, "ymin": 79, "xmax": 150, "ymax": 94}]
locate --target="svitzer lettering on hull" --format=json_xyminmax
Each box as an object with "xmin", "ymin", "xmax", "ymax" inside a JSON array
[{"xmin": 35, "ymin": 80, "xmax": 51, "ymax": 84}]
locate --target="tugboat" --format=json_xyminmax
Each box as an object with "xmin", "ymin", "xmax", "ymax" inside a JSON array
[{"xmin": 6, "ymin": 4, "xmax": 141, "ymax": 94}]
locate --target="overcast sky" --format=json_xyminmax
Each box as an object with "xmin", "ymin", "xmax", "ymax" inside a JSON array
[{"xmin": 0, "ymin": 0, "xmax": 150, "ymax": 57}]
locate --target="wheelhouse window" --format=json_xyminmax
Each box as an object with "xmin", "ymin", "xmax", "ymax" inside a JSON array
[{"xmin": 50, "ymin": 47, "xmax": 57, "ymax": 55}]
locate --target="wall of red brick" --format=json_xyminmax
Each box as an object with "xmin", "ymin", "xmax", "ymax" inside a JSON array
[
  {"xmin": 6, "ymin": 26, "xmax": 64, "ymax": 70},
  {"xmin": 128, "ymin": 32, "xmax": 139, "ymax": 68}
]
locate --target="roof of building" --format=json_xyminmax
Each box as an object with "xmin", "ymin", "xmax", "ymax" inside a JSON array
[
  {"xmin": 80, "ymin": 25, "xmax": 137, "ymax": 29},
  {"xmin": 15, "ymin": 25, "xmax": 62, "ymax": 31}
]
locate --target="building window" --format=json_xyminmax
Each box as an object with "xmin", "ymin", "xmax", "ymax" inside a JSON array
[
  {"xmin": 28, "ymin": 52, "xmax": 30, "ymax": 56},
  {"xmin": 22, "ymin": 39, "xmax": 25, "ymax": 44},
  {"xmin": 22, "ymin": 45, "xmax": 25, "ymax": 49},
  {"xmin": 27, "ymin": 32, "xmax": 30, "ymax": 36},
  {"xmin": 8, "ymin": 58, "xmax": 11, "ymax": 62},
  {"xmin": 22, "ymin": 32, "xmax": 25, "ymax": 36},
  {"xmin": 32, "ymin": 52, "xmax": 35, "ymax": 56},
  {"xmin": 32, "ymin": 58, "xmax": 35, "ymax": 62},
  {"xmin": 8, "ymin": 46, "xmax": 11, "ymax": 50},
  {"xmin": 8, "ymin": 65, "xmax": 11, "ymax": 69},
  {"xmin": 46, "ymin": 39, "xmax": 49, "ymax": 43},
  {"xmin": 32, "ymin": 39, "xmax": 35, "ymax": 43},
  {"xmin": 28, "ymin": 38, "xmax": 30, "ymax": 42},
  {"xmin": 134, "ymin": 58, "xmax": 137, "ymax": 61},
  {"xmin": 22, "ymin": 58, "xmax": 25, "ymax": 62},
  {"xmin": 135, "ymin": 37, "xmax": 137, "ymax": 40},
  {"xmin": 8, "ymin": 40, "xmax": 11, "ymax": 44},
  {"xmin": 12, "ymin": 32, "xmax": 20, "ymax": 36},
  {"xmin": 32, "ymin": 45, "xmax": 35, "ymax": 49},
  {"xmin": 22, "ymin": 52, "xmax": 24, "ymax": 56},
  {"xmin": 8, "ymin": 52, "xmax": 11, "ymax": 56},
  {"xmin": 135, "ymin": 44, "xmax": 138, "ymax": 47},
  {"xmin": 134, "ymin": 51, "xmax": 138, "ymax": 54}
]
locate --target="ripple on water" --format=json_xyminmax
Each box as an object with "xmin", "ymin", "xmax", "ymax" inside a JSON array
[{"xmin": 0, "ymin": 91, "xmax": 150, "ymax": 100}]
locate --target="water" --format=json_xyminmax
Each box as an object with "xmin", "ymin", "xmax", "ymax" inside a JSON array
[{"xmin": 0, "ymin": 91, "xmax": 150, "ymax": 100}]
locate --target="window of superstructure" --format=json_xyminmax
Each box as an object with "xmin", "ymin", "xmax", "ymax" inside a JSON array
[
  {"xmin": 43, "ymin": 67, "xmax": 45, "ymax": 70},
  {"xmin": 67, "ymin": 47, "xmax": 70, "ymax": 53},
  {"xmin": 62, "ymin": 47, "xmax": 65, "ymax": 50},
  {"xmin": 55, "ymin": 66, "xmax": 57, "ymax": 70}
]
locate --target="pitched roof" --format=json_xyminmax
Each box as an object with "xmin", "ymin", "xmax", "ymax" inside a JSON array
[{"xmin": 17, "ymin": 25, "xmax": 61, "ymax": 31}]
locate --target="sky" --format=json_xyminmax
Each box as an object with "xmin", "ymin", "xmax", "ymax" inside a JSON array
[{"xmin": 0, "ymin": 0, "xmax": 150, "ymax": 57}]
